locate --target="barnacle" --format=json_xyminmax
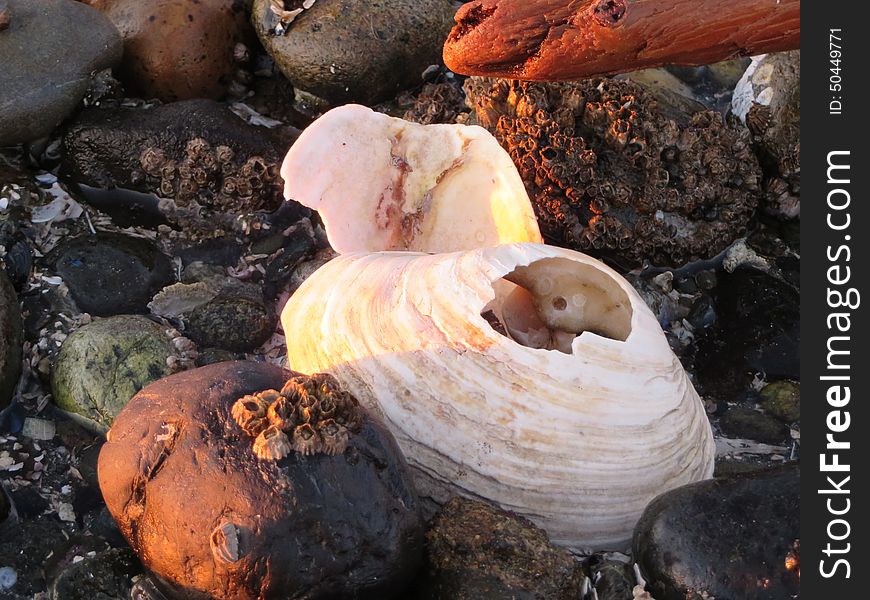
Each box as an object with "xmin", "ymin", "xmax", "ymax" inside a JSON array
[
  {"xmin": 209, "ymin": 521, "xmax": 241, "ymax": 565},
  {"xmin": 231, "ymin": 394, "xmax": 269, "ymax": 436},
  {"xmin": 291, "ymin": 423, "xmax": 319, "ymax": 456},
  {"xmin": 463, "ymin": 77, "xmax": 762, "ymax": 267},
  {"xmin": 234, "ymin": 374, "xmax": 361, "ymax": 459},
  {"xmin": 253, "ymin": 425, "xmax": 292, "ymax": 460}
]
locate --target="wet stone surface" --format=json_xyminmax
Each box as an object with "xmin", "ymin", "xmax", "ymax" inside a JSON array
[
  {"xmin": 633, "ymin": 466, "xmax": 800, "ymax": 600},
  {"xmin": 416, "ymin": 497, "xmax": 586, "ymax": 600},
  {"xmin": 45, "ymin": 232, "xmax": 174, "ymax": 317}
]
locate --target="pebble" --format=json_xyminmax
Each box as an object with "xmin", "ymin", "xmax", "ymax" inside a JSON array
[
  {"xmin": 417, "ymin": 497, "xmax": 586, "ymax": 599},
  {"xmin": 252, "ymin": 0, "xmax": 454, "ymax": 105},
  {"xmin": 0, "ymin": 566, "xmax": 17, "ymax": 591},
  {"xmin": 99, "ymin": 361, "xmax": 424, "ymax": 599},
  {"xmin": 51, "ymin": 315, "xmax": 174, "ymax": 431},
  {"xmin": 186, "ymin": 293, "xmax": 275, "ymax": 353},
  {"xmin": 633, "ymin": 466, "xmax": 799, "ymax": 600},
  {"xmin": 0, "ymin": 0, "xmax": 122, "ymax": 145},
  {"xmin": 759, "ymin": 380, "xmax": 800, "ymax": 423},
  {"xmin": 719, "ymin": 406, "xmax": 789, "ymax": 444},
  {"xmin": 89, "ymin": 0, "xmax": 254, "ymax": 102},
  {"xmin": 46, "ymin": 232, "xmax": 174, "ymax": 317},
  {"xmin": 0, "ymin": 271, "xmax": 23, "ymax": 408}
]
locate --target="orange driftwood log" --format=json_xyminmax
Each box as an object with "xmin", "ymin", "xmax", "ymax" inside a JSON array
[{"xmin": 443, "ymin": 0, "xmax": 800, "ymax": 80}]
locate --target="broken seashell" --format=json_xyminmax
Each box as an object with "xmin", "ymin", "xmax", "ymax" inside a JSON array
[
  {"xmin": 280, "ymin": 104, "xmax": 542, "ymax": 253},
  {"xmin": 281, "ymin": 242, "xmax": 715, "ymax": 549}
]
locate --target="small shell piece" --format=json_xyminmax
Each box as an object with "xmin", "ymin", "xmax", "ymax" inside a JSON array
[
  {"xmin": 209, "ymin": 521, "xmax": 241, "ymax": 565},
  {"xmin": 280, "ymin": 104, "xmax": 542, "ymax": 254},
  {"xmin": 281, "ymin": 242, "xmax": 715, "ymax": 550}
]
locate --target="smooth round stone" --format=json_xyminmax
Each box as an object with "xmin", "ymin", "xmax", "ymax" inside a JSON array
[
  {"xmin": 759, "ymin": 380, "xmax": 800, "ymax": 423},
  {"xmin": 99, "ymin": 361, "xmax": 424, "ymax": 600},
  {"xmin": 51, "ymin": 315, "xmax": 174, "ymax": 431},
  {"xmin": 633, "ymin": 466, "xmax": 799, "ymax": 600},
  {"xmin": 0, "ymin": 271, "xmax": 22, "ymax": 408},
  {"xmin": 252, "ymin": 0, "xmax": 454, "ymax": 105},
  {"xmin": 719, "ymin": 406, "xmax": 789, "ymax": 444},
  {"xmin": 46, "ymin": 232, "xmax": 174, "ymax": 317},
  {"xmin": 416, "ymin": 497, "xmax": 586, "ymax": 600},
  {"xmin": 87, "ymin": 0, "xmax": 253, "ymax": 102},
  {"xmin": 0, "ymin": 0, "xmax": 122, "ymax": 145}
]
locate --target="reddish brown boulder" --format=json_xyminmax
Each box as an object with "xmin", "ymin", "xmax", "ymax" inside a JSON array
[{"xmin": 87, "ymin": 0, "xmax": 253, "ymax": 101}]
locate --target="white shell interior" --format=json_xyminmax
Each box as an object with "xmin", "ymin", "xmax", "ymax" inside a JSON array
[{"xmin": 280, "ymin": 104, "xmax": 543, "ymax": 253}]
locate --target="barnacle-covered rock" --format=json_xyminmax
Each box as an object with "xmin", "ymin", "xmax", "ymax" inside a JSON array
[
  {"xmin": 733, "ymin": 52, "xmax": 800, "ymax": 219},
  {"xmin": 464, "ymin": 77, "xmax": 763, "ymax": 267},
  {"xmin": 99, "ymin": 361, "xmax": 424, "ymax": 600},
  {"xmin": 402, "ymin": 82, "xmax": 468, "ymax": 125},
  {"xmin": 61, "ymin": 99, "xmax": 297, "ymax": 233},
  {"xmin": 233, "ymin": 373, "xmax": 362, "ymax": 459}
]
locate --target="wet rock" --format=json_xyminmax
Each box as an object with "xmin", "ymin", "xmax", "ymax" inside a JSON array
[
  {"xmin": 464, "ymin": 78, "xmax": 762, "ymax": 268},
  {"xmin": 416, "ymin": 497, "xmax": 586, "ymax": 600},
  {"xmin": 694, "ymin": 266, "xmax": 799, "ymax": 404},
  {"xmin": 633, "ymin": 466, "xmax": 800, "ymax": 600},
  {"xmin": 49, "ymin": 547, "xmax": 140, "ymax": 600},
  {"xmin": 186, "ymin": 294, "xmax": 274, "ymax": 353},
  {"xmin": 759, "ymin": 380, "xmax": 800, "ymax": 423},
  {"xmin": 719, "ymin": 406, "xmax": 789, "ymax": 444},
  {"xmin": 252, "ymin": 0, "xmax": 454, "ymax": 105},
  {"xmin": 99, "ymin": 361, "xmax": 424, "ymax": 600},
  {"xmin": 46, "ymin": 232, "xmax": 173, "ymax": 316},
  {"xmin": 61, "ymin": 100, "xmax": 295, "ymax": 225},
  {"xmin": 0, "ymin": 270, "xmax": 22, "ymax": 408},
  {"xmin": 587, "ymin": 557, "xmax": 635, "ymax": 600},
  {"xmin": 194, "ymin": 347, "xmax": 237, "ymax": 366},
  {"xmin": 51, "ymin": 315, "xmax": 174, "ymax": 431},
  {"xmin": 733, "ymin": 52, "xmax": 800, "ymax": 219},
  {"xmin": 0, "ymin": 0, "xmax": 122, "ymax": 146},
  {"xmin": 10, "ymin": 487, "xmax": 50, "ymax": 520},
  {"xmin": 87, "ymin": 0, "xmax": 254, "ymax": 102}
]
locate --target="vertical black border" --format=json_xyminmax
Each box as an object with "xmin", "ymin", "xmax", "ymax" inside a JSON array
[{"xmin": 802, "ymin": 1, "xmax": 869, "ymax": 595}]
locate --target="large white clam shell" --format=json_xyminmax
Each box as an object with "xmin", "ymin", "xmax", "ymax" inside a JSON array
[
  {"xmin": 280, "ymin": 104, "xmax": 542, "ymax": 253},
  {"xmin": 281, "ymin": 242, "xmax": 715, "ymax": 550}
]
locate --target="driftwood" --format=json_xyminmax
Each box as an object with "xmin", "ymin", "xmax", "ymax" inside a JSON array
[{"xmin": 443, "ymin": 0, "xmax": 800, "ymax": 80}]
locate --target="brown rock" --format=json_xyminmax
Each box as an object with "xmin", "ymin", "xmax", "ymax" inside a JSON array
[
  {"xmin": 99, "ymin": 361, "xmax": 424, "ymax": 600},
  {"xmin": 87, "ymin": 0, "xmax": 254, "ymax": 101}
]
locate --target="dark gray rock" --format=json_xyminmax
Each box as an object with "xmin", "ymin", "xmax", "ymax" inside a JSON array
[
  {"xmin": 46, "ymin": 232, "xmax": 173, "ymax": 316},
  {"xmin": 0, "ymin": 270, "xmax": 22, "ymax": 407},
  {"xmin": 186, "ymin": 294, "xmax": 275, "ymax": 353},
  {"xmin": 252, "ymin": 0, "xmax": 455, "ymax": 105},
  {"xmin": 587, "ymin": 557, "xmax": 635, "ymax": 600},
  {"xmin": 719, "ymin": 406, "xmax": 789, "ymax": 444},
  {"xmin": 416, "ymin": 497, "xmax": 586, "ymax": 600},
  {"xmin": 694, "ymin": 266, "xmax": 799, "ymax": 404},
  {"xmin": 633, "ymin": 466, "xmax": 800, "ymax": 600},
  {"xmin": 99, "ymin": 361, "xmax": 424, "ymax": 600},
  {"xmin": 0, "ymin": 0, "xmax": 122, "ymax": 146},
  {"xmin": 61, "ymin": 100, "xmax": 296, "ymax": 218},
  {"xmin": 49, "ymin": 547, "xmax": 140, "ymax": 600}
]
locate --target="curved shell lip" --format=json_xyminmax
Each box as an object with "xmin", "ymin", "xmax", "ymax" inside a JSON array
[{"xmin": 341, "ymin": 242, "xmax": 670, "ymax": 361}]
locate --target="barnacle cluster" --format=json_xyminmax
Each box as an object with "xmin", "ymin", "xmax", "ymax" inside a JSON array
[
  {"xmin": 138, "ymin": 138, "xmax": 282, "ymax": 213},
  {"xmin": 231, "ymin": 373, "xmax": 362, "ymax": 460},
  {"xmin": 464, "ymin": 78, "xmax": 762, "ymax": 267},
  {"xmin": 401, "ymin": 82, "xmax": 467, "ymax": 125}
]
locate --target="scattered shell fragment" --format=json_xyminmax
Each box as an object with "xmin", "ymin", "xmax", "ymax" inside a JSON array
[
  {"xmin": 280, "ymin": 104, "xmax": 542, "ymax": 253},
  {"xmin": 209, "ymin": 521, "xmax": 241, "ymax": 565},
  {"xmin": 21, "ymin": 417, "xmax": 56, "ymax": 441}
]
